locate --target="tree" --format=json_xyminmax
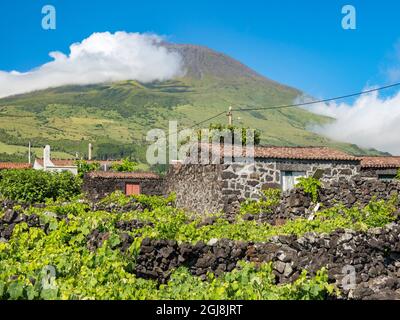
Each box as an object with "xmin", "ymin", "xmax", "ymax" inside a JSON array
[
  {"xmin": 0, "ymin": 169, "xmax": 81, "ymax": 203},
  {"xmin": 111, "ymin": 158, "xmax": 138, "ymax": 172},
  {"xmin": 197, "ymin": 123, "xmax": 261, "ymax": 145},
  {"xmin": 75, "ymin": 160, "xmax": 101, "ymax": 178}
]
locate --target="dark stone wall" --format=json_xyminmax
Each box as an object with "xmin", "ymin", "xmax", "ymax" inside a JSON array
[
  {"xmin": 134, "ymin": 223, "xmax": 400, "ymax": 300},
  {"xmin": 214, "ymin": 159, "xmax": 360, "ymax": 215},
  {"xmin": 82, "ymin": 176, "xmax": 163, "ymax": 200},
  {"xmin": 274, "ymin": 178, "xmax": 400, "ymax": 221},
  {"xmin": 360, "ymin": 168, "xmax": 398, "ymax": 179},
  {"xmin": 320, "ymin": 178, "xmax": 400, "ymax": 208},
  {"xmin": 164, "ymin": 160, "xmax": 360, "ymax": 215},
  {"xmin": 164, "ymin": 164, "xmax": 227, "ymax": 214},
  {"xmin": 221, "ymin": 159, "xmax": 360, "ymax": 200}
]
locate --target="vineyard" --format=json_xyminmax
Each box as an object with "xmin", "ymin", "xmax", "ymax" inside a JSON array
[{"xmin": 0, "ymin": 170, "xmax": 399, "ymax": 300}]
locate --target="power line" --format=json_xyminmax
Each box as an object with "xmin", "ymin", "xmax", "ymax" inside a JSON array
[
  {"xmin": 235, "ymin": 81, "xmax": 400, "ymax": 112},
  {"xmin": 144, "ymin": 81, "xmax": 400, "ymax": 142},
  {"xmin": 165, "ymin": 110, "xmax": 226, "ymax": 139},
  {"xmin": 118, "ymin": 79, "xmax": 400, "ymax": 166},
  {"xmin": 187, "ymin": 111, "xmax": 227, "ymax": 129}
]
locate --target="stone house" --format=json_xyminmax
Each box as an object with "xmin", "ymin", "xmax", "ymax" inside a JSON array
[
  {"xmin": 77, "ymin": 141, "xmax": 400, "ymax": 214},
  {"xmin": 165, "ymin": 145, "xmax": 361, "ymax": 214},
  {"xmin": 359, "ymin": 156, "xmax": 400, "ymax": 180},
  {"xmin": 82, "ymin": 171, "xmax": 163, "ymax": 199}
]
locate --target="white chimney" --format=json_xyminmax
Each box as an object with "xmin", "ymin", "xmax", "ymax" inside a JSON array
[
  {"xmin": 88, "ymin": 143, "xmax": 93, "ymax": 161},
  {"xmin": 28, "ymin": 141, "xmax": 31, "ymax": 164},
  {"xmin": 43, "ymin": 145, "xmax": 51, "ymax": 170}
]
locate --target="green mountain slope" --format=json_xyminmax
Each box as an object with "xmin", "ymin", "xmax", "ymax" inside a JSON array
[{"xmin": 0, "ymin": 44, "xmax": 385, "ymax": 162}]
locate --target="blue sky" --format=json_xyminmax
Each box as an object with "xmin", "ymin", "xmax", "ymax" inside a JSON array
[{"xmin": 1, "ymin": 0, "xmax": 400, "ymax": 98}]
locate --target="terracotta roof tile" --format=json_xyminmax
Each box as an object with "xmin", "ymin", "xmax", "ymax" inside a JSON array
[
  {"xmin": 87, "ymin": 171, "xmax": 160, "ymax": 179},
  {"xmin": 253, "ymin": 146, "xmax": 357, "ymax": 161},
  {"xmin": 0, "ymin": 162, "xmax": 32, "ymax": 170},
  {"xmin": 36, "ymin": 159, "xmax": 76, "ymax": 167},
  {"xmin": 360, "ymin": 156, "xmax": 400, "ymax": 169},
  {"xmin": 188, "ymin": 143, "xmax": 357, "ymax": 161},
  {"xmin": 36, "ymin": 159, "xmax": 121, "ymax": 167}
]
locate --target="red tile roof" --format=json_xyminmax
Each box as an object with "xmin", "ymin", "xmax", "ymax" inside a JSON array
[
  {"xmin": 86, "ymin": 171, "xmax": 160, "ymax": 179},
  {"xmin": 189, "ymin": 143, "xmax": 357, "ymax": 161},
  {"xmin": 36, "ymin": 159, "xmax": 76, "ymax": 167},
  {"xmin": 35, "ymin": 159, "xmax": 121, "ymax": 167},
  {"xmin": 360, "ymin": 156, "xmax": 400, "ymax": 169},
  {"xmin": 253, "ymin": 146, "xmax": 357, "ymax": 161},
  {"xmin": 0, "ymin": 162, "xmax": 32, "ymax": 170}
]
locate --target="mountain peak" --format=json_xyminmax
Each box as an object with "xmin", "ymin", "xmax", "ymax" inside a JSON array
[
  {"xmin": 163, "ymin": 43, "xmax": 289, "ymax": 88},
  {"xmin": 0, "ymin": 41, "xmax": 383, "ymax": 163}
]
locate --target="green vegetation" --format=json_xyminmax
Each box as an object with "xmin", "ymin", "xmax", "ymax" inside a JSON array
[
  {"xmin": 0, "ymin": 169, "xmax": 81, "ymax": 203},
  {"xmin": 0, "ymin": 45, "xmax": 385, "ymax": 163},
  {"xmin": 153, "ymin": 263, "xmax": 334, "ymax": 300},
  {"xmin": 197, "ymin": 123, "xmax": 261, "ymax": 145},
  {"xmin": 75, "ymin": 160, "xmax": 101, "ymax": 178},
  {"xmin": 0, "ymin": 183, "xmax": 397, "ymax": 300},
  {"xmin": 111, "ymin": 158, "xmax": 138, "ymax": 172},
  {"xmin": 100, "ymin": 191, "xmax": 176, "ymax": 210},
  {"xmin": 295, "ymin": 177, "xmax": 322, "ymax": 203},
  {"xmin": 97, "ymin": 192, "xmax": 397, "ymax": 243},
  {"xmin": 0, "ymin": 229, "xmax": 332, "ymax": 300},
  {"xmin": 0, "ymin": 193, "xmax": 337, "ymax": 300},
  {"xmin": 239, "ymin": 188, "xmax": 281, "ymax": 215},
  {"xmin": 0, "ymin": 140, "xmax": 74, "ymax": 162}
]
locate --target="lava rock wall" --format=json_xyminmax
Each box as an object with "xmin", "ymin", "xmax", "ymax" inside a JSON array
[{"xmin": 134, "ymin": 223, "xmax": 400, "ymax": 300}]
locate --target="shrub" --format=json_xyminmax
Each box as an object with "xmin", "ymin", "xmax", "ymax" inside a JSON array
[
  {"xmin": 295, "ymin": 177, "xmax": 322, "ymax": 203},
  {"xmin": 111, "ymin": 158, "xmax": 138, "ymax": 172},
  {"xmin": 100, "ymin": 190, "xmax": 176, "ymax": 210},
  {"xmin": 239, "ymin": 188, "xmax": 281, "ymax": 215},
  {"xmin": 197, "ymin": 123, "xmax": 261, "ymax": 145},
  {"xmin": 75, "ymin": 160, "xmax": 101, "ymax": 178},
  {"xmin": 157, "ymin": 262, "xmax": 334, "ymax": 300},
  {"xmin": 0, "ymin": 192, "xmax": 397, "ymax": 300},
  {"xmin": 0, "ymin": 169, "xmax": 81, "ymax": 203}
]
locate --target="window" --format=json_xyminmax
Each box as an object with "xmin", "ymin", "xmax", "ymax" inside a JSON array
[
  {"xmin": 281, "ymin": 171, "xmax": 306, "ymax": 192},
  {"xmin": 378, "ymin": 174, "xmax": 396, "ymax": 181},
  {"xmin": 125, "ymin": 183, "xmax": 141, "ymax": 196}
]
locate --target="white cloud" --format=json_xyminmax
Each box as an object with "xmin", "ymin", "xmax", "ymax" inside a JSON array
[
  {"xmin": 306, "ymin": 40, "xmax": 400, "ymax": 155},
  {"xmin": 383, "ymin": 41, "xmax": 400, "ymax": 82},
  {"xmin": 0, "ymin": 31, "xmax": 183, "ymax": 98},
  {"xmin": 305, "ymin": 90, "xmax": 400, "ymax": 155}
]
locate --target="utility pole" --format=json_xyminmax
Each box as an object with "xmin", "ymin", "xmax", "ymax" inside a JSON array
[
  {"xmin": 28, "ymin": 141, "xmax": 31, "ymax": 164},
  {"xmin": 227, "ymin": 106, "xmax": 233, "ymax": 126},
  {"xmin": 88, "ymin": 143, "xmax": 93, "ymax": 161}
]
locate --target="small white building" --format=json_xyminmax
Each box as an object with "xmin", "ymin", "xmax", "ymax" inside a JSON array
[
  {"xmin": 33, "ymin": 145, "xmax": 118, "ymax": 175},
  {"xmin": 33, "ymin": 145, "xmax": 78, "ymax": 175}
]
